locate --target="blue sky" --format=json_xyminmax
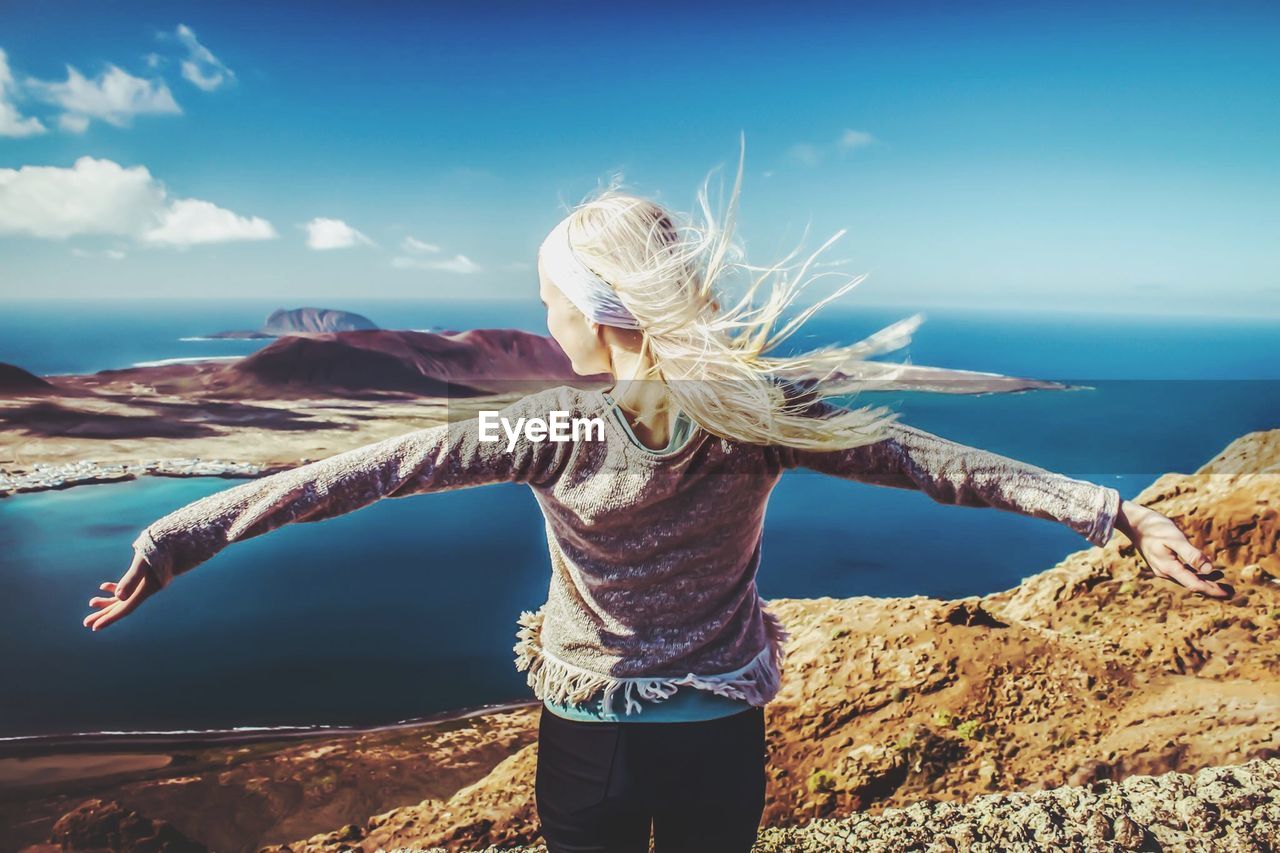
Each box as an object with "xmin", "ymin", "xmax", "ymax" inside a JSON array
[{"xmin": 1, "ymin": 0, "xmax": 1276, "ymax": 316}]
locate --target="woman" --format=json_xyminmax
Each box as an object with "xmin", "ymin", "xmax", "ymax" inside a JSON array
[{"xmin": 85, "ymin": 144, "xmax": 1230, "ymax": 853}]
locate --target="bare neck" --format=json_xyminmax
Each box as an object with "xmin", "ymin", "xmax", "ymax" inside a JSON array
[{"xmin": 606, "ymin": 345, "xmax": 679, "ymax": 450}]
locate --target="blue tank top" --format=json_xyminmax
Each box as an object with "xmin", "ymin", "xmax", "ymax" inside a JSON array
[
  {"xmin": 543, "ymin": 683, "xmax": 756, "ymax": 722},
  {"xmin": 541, "ymin": 393, "xmax": 756, "ymax": 724}
]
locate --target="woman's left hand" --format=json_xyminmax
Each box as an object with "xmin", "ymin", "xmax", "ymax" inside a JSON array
[
  {"xmin": 83, "ymin": 551, "xmax": 160, "ymax": 632},
  {"xmin": 1116, "ymin": 499, "xmax": 1233, "ymax": 599}
]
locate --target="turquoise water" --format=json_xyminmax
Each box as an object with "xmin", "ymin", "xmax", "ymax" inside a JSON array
[{"xmin": 1, "ymin": 299, "xmax": 1277, "ymax": 737}]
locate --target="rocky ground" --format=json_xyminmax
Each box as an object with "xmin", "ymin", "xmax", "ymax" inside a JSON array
[
  {"xmin": 4, "ymin": 427, "xmax": 1277, "ymax": 852},
  {"xmin": 753, "ymin": 756, "xmax": 1280, "ymax": 852},
  {"xmin": 412, "ymin": 756, "xmax": 1280, "ymax": 852}
]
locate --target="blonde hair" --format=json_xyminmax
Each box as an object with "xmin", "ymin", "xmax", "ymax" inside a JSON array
[{"xmin": 558, "ymin": 134, "xmax": 921, "ymax": 451}]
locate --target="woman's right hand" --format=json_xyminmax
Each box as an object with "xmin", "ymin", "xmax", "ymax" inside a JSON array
[
  {"xmin": 1116, "ymin": 499, "xmax": 1233, "ymax": 599},
  {"xmin": 83, "ymin": 552, "xmax": 160, "ymax": 632}
]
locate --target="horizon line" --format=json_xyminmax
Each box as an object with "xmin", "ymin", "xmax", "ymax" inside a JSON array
[{"xmin": 0, "ymin": 295, "xmax": 1275, "ymax": 323}]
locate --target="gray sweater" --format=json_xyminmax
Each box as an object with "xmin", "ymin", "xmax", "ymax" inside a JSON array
[{"xmin": 132, "ymin": 384, "xmax": 1120, "ymax": 717}]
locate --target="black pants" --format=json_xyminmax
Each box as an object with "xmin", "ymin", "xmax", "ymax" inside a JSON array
[{"xmin": 535, "ymin": 703, "xmax": 768, "ymax": 853}]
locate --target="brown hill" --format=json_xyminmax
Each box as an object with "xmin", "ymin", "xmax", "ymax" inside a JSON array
[
  {"xmin": 0, "ymin": 362, "xmax": 55, "ymax": 397},
  {"xmin": 210, "ymin": 328, "xmax": 603, "ymax": 399},
  {"xmin": 24, "ymin": 328, "xmax": 605, "ymax": 403}
]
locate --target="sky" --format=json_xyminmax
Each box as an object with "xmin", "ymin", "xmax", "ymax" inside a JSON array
[{"xmin": 1, "ymin": 0, "xmax": 1277, "ymax": 316}]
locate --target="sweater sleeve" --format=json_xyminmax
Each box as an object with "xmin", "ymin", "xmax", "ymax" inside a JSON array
[
  {"xmin": 131, "ymin": 390, "xmax": 569, "ymax": 589},
  {"xmin": 780, "ymin": 411, "xmax": 1121, "ymax": 549}
]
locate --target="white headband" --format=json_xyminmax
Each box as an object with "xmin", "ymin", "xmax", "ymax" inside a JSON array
[{"xmin": 539, "ymin": 215, "xmax": 642, "ymax": 330}]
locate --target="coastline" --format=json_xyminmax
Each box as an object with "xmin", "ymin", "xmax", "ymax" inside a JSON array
[
  {"xmin": 0, "ymin": 697, "xmax": 542, "ymax": 759},
  {"xmin": 0, "ymin": 698, "xmax": 546, "ymax": 796},
  {"xmin": 0, "ymin": 390, "xmax": 466, "ymax": 498},
  {"xmin": 0, "ymin": 457, "xmax": 277, "ymax": 498}
]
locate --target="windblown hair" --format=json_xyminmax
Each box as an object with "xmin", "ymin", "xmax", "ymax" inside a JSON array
[{"xmin": 555, "ymin": 134, "xmax": 920, "ymax": 451}]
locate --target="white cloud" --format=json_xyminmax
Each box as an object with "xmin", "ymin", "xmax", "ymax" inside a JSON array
[
  {"xmin": 2, "ymin": 29, "xmax": 235, "ymax": 136},
  {"xmin": 393, "ymin": 235, "xmax": 483, "ymax": 272},
  {"xmin": 31, "ymin": 63, "xmax": 181, "ymax": 131},
  {"xmin": 0, "ymin": 156, "xmax": 277, "ymax": 247},
  {"xmin": 402, "ymin": 236, "xmax": 440, "ymax": 253},
  {"xmin": 0, "ymin": 49, "xmax": 45, "ymax": 137},
  {"xmin": 786, "ymin": 128, "xmax": 877, "ymax": 167},
  {"xmin": 786, "ymin": 143, "xmax": 822, "ymax": 167},
  {"xmin": 58, "ymin": 113, "xmax": 90, "ymax": 133},
  {"xmin": 391, "ymin": 254, "xmax": 482, "ymax": 274},
  {"xmin": 305, "ymin": 217, "xmax": 374, "ymax": 250},
  {"xmin": 837, "ymin": 129, "xmax": 875, "ymax": 151},
  {"xmin": 0, "ymin": 157, "xmax": 164, "ymax": 238},
  {"xmin": 71, "ymin": 247, "xmax": 127, "ymax": 260},
  {"xmin": 173, "ymin": 24, "xmax": 234, "ymax": 92},
  {"xmin": 144, "ymin": 198, "xmax": 276, "ymax": 246}
]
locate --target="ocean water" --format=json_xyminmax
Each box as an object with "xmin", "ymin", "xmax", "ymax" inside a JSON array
[{"xmin": 1, "ymin": 298, "xmax": 1277, "ymax": 738}]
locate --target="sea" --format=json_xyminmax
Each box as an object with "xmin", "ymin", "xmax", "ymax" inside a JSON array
[{"xmin": 1, "ymin": 297, "xmax": 1276, "ymax": 739}]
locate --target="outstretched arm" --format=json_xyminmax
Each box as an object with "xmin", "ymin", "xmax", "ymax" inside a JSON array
[
  {"xmin": 128, "ymin": 391, "xmax": 566, "ymax": 592},
  {"xmin": 781, "ymin": 415, "xmax": 1121, "ymax": 548},
  {"xmin": 780, "ymin": 408, "xmax": 1231, "ymax": 599}
]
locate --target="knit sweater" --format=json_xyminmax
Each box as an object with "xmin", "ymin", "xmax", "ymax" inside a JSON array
[
  {"xmin": 541, "ymin": 394, "xmax": 755, "ymax": 722},
  {"xmin": 131, "ymin": 384, "xmax": 1121, "ymax": 718}
]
